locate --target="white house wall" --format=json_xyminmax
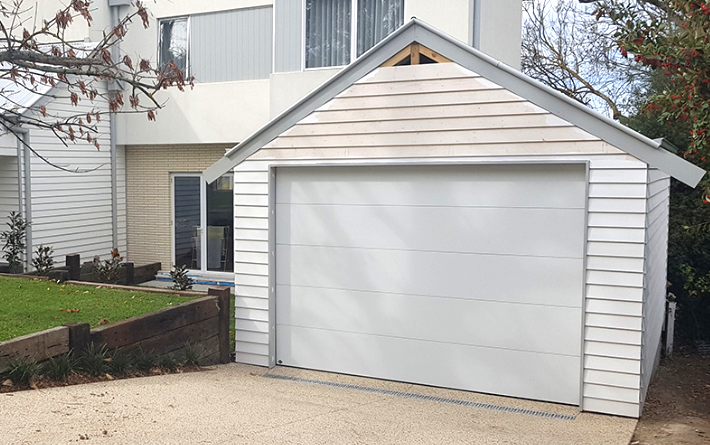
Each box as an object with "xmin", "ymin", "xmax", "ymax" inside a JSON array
[
  {"xmin": 0, "ymin": 155, "xmax": 19, "ymax": 227},
  {"xmin": 475, "ymin": 0, "xmax": 523, "ymax": 69},
  {"xmin": 229, "ymin": 63, "xmax": 653, "ymax": 417},
  {"xmin": 0, "ymin": 134, "xmax": 19, "ymax": 227},
  {"xmin": 582, "ymin": 159, "xmax": 649, "ymax": 418},
  {"xmin": 115, "ymin": 0, "xmax": 522, "ymax": 145},
  {"xmin": 24, "ymin": 90, "xmax": 115, "ymax": 265},
  {"xmin": 140, "ymin": 0, "xmax": 272, "ymax": 18},
  {"xmin": 31, "ymin": 0, "xmax": 111, "ymax": 43},
  {"xmin": 640, "ymin": 169, "xmax": 670, "ymax": 403}
]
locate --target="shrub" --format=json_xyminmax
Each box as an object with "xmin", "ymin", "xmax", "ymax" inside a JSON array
[
  {"xmin": 132, "ymin": 348, "xmax": 156, "ymax": 373},
  {"xmin": 107, "ymin": 349, "xmax": 133, "ymax": 376},
  {"xmin": 668, "ymin": 181, "xmax": 710, "ymax": 343},
  {"xmin": 170, "ymin": 264, "xmax": 193, "ymax": 291},
  {"xmin": 1, "ymin": 211, "xmax": 29, "ymax": 273},
  {"xmin": 77, "ymin": 343, "xmax": 110, "ymax": 376},
  {"xmin": 43, "ymin": 352, "xmax": 75, "ymax": 382},
  {"xmin": 157, "ymin": 352, "xmax": 180, "ymax": 372},
  {"xmin": 32, "ymin": 245, "xmax": 54, "ymax": 276},
  {"xmin": 180, "ymin": 342, "xmax": 200, "ymax": 367},
  {"xmin": 4, "ymin": 356, "xmax": 41, "ymax": 386},
  {"xmin": 92, "ymin": 248, "xmax": 123, "ymax": 283}
]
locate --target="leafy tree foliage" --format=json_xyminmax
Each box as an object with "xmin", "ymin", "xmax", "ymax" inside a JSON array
[
  {"xmin": 596, "ymin": 0, "xmax": 710, "ymax": 163},
  {"xmin": 523, "ymin": 0, "xmax": 646, "ymax": 119}
]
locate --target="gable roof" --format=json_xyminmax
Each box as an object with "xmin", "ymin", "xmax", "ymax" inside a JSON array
[{"xmin": 204, "ymin": 19, "xmax": 705, "ymax": 187}]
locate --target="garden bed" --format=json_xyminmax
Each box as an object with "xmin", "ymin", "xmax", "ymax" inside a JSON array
[
  {"xmin": 1, "ymin": 277, "xmax": 232, "ymax": 393},
  {"xmin": 0, "ymin": 276, "xmax": 196, "ymax": 342}
]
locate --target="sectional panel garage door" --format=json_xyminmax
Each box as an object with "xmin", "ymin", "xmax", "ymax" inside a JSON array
[{"xmin": 275, "ymin": 164, "xmax": 586, "ymax": 405}]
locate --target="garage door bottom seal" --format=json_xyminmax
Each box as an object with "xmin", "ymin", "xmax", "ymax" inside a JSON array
[{"xmin": 263, "ymin": 374, "xmax": 576, "ymax": 421}]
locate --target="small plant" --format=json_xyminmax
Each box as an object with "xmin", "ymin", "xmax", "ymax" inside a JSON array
[
  {"xmin": 43, "ymin": 352, "xmax": 75, "ymax": 382},
  {"xmin": 170, "ymin": 264, "xmax": 193, "ymax": 290},
  {"xmin": 180, "ymin": 342, "xmax": 200, "ymax": 367},
  {"xmin": 107, "ymin": 349, "xmax": 133, "ymax": 376},
  {"xmin": 1, "ymin": 211, "xmax": 29, "ymax": 274},
  {"xmin": 77, "ymin": 343, "xmax": 110, "ymax": 376},
  {"xmin": 132, "ymin": 348, "xmax": 157, "ymax": 373},
  {"xmin": 157, "ymin": 352, "xmax": 180, "ymax": 372},
  {"xmin": 4, "ymin": 356, "xmax": 41, "ymax": 386},
  {"xmin": 32, "ymin": 245, "xmax": 54, "ymax": 275},
  {"xmin": 92, "ymin": 248, "xmax": 123, "ymax": 283}
]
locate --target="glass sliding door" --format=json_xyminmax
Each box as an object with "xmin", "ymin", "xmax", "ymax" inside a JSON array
[
  {"xmin": 173, "ymin": 176, "xmax": 202, "ymax": 270},
  {"xmin": 206, "ymin": 174, "xmax": 233, "ymax": 272},
  {"xmin": 173, "ymin": 173, "xmax": 233, "ymax": 273}
]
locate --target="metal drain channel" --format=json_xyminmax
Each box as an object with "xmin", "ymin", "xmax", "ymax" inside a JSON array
[{"xmin": 263, "ymin": 374, "xmax": 577, "ymax": 421}]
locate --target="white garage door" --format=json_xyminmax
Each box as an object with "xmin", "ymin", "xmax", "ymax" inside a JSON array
[{"xmin": 275, "ymin": 164, "xmax": 586, "ymax": 405}]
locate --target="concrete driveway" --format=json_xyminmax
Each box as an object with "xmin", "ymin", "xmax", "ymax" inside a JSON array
[{"xmin": 0, "ymin": 364, "xmax": 636, "ymax": 444}]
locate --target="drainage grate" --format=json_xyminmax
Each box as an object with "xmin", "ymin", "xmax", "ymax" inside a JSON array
[{"xmin": 263, "ymin": 374, "xmax": 577, "ymax": 421}]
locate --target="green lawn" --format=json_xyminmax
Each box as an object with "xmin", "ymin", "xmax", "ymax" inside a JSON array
[{"xmin": 0, "ymin": 276, "xmax": 198, "ymax": 342}]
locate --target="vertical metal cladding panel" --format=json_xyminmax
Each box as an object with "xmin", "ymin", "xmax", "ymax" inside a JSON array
[
  {"xmin": 274, "ymin": 0, "xmax": 304, "ymax": 72},
  {"xmin": 190, "ymin": 6, "xmax": 274, "ymax": 83}
]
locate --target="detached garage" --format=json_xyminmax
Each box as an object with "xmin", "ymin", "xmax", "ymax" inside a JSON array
[{"xmin": 205, "ymin": 19, "xmax": 705, "ymax": 418}]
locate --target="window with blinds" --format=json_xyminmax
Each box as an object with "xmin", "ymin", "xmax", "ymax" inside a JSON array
[{"xmin": 305, "ymin": 0, "xmax": 404, "ymax": 69}]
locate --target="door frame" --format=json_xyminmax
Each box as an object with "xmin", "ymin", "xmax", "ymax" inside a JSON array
[{"xmin": 170, "ymin": 173, "xmax": 207, "ymax": 274}]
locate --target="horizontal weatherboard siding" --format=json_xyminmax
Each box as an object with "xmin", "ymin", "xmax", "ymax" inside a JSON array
[
  {"xmin": 640, "ymin": 170, "xmax": 670, "ymax": 403},
  {"xmin": 229, "ymin": 63, "xmax": 655, "ymax": 417}
]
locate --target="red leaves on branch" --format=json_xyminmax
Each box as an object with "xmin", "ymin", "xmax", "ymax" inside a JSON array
[
  {"xmin": 100, "ymin": 49, "xmax": 111, "ymax": 64},
  {"xmin": 0, "ymin": 0, "xmax": 193, "ymax": 164},
  {"xmin": 135, "ymin": 2, "xmax": 150, "ymax": 28}
]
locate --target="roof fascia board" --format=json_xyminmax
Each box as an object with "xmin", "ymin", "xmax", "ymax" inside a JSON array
[
  {"xmin": 204, "ymin": 21, "xmax": 419, "ymax": 183},
  {"xmin": 411, "ymin": 22, "xmax": 704, "ymax": 187}
]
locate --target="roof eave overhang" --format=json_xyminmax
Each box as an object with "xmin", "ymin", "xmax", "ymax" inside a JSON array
[{"xmin": 205, "ymin": 19, "xmax": 706, "ymax": 188}]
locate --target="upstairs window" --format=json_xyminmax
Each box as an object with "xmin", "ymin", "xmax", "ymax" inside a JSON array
[
  {"xmin": 159, "ymin": 17, "xmax": 189, "ymax": 75},
  {"xmin": 305, "ymin": 0, "xmax": 404, "ymax": 69}
]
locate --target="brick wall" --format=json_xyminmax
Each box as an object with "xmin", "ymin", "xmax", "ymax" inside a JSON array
[{"xmin": 125, "ymin": 145, "xmax": 232, "ymax": 267}]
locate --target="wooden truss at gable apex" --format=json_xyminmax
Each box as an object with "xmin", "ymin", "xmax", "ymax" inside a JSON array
[{"xmin": 381, "ymin": 43, "xmax": 452, "ymax": 67}]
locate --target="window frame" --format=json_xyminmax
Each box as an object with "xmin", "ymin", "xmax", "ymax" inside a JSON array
[
  {"xmin": 301, "ymin": 0, "xmax": 404, "ymax": 70},
  {"xmin": 158, "ymin": 15, "xmax": 191, "ymax": 77}
]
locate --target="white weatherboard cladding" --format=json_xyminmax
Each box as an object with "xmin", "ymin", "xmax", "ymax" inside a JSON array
[
  {"xmin": 640, "ymin": 170, "xmax": 670, "ymax": 403},
  {"xmin": 24, "ymin": 90, "xmax": 117, "ymax": 266},
  {"xmin": 0, "ymin": 155, "xmax": 19, "ymax": 225},
  {"xmin": 231, "ymin": 63, "xmax": 655, "ymax": 417},
  {"xmin": 275, "ymin": 164, "xmax": 585, "ymax": 405}
]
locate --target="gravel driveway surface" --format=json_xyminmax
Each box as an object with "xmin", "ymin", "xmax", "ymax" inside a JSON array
[{"xmin": 0, "ymin": 364, "xmax": 637, "ymax": 444}]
